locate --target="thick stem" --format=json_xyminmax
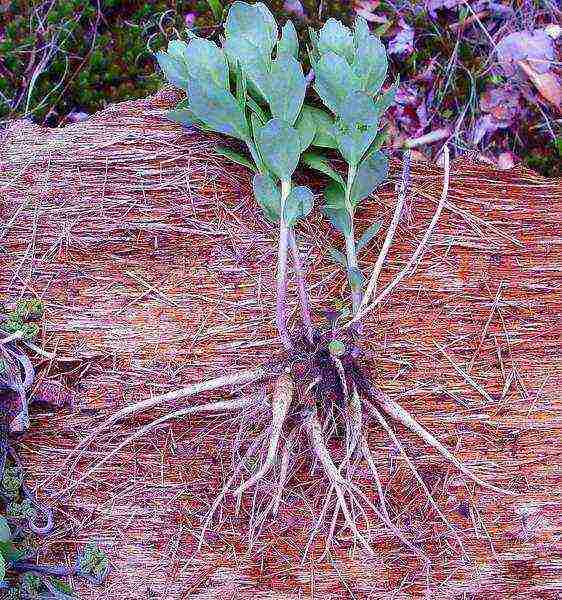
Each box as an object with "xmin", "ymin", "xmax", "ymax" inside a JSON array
[
  {"xmin": 288, "ymin": 230, "xmax": 314, "ymax": 344},
  {"xmin": 276, "ymin": 179, "xmax": 293, "ymax": 352},
  {"xmin": 343, "ymin": 164, "xmax": 362, "ymax": 314}
]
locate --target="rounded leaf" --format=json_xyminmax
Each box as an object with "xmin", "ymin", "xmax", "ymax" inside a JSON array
[
  {"xmin": 184, "ymin": 38, "xmax": 229, "ymax": 89},
  {"xmin": 294, "ymin": 108, "xmax": 317, "ymax": 152},
  {"xmin": 313, "ymin": 52, "xmax": 360, "ymax": 115},
  {"xmin": 284, "ymin": 186, "xmax": 314, "ymax": 226},
  {"xmin": 267, "ymin": 54, "xmax": 306, "ymax": 125},
  {"xmin": 318, "ymin": 19, "xmax": 355, "ymax": 63},
  {"xmin": 322, "ymin": 182, "xmax": 351, "ymax": 235},
  {"xmin": 253, "ymin": 174, "xmax": 281, "ymax": 222},
  {"xmin": 278, "ymin": 20, "xmax": 299, "ymax": 58},
  {"xmin": 255, "ymin": 119, "xmax": 302, "ymax": 181},
  {"xmin": 188, "ymin": 79, "xmax": 250, "ymax": 141},
  {"xmin": 350, "ymin": 151, "xmax": 389, "ymax": 205},
  {"xmin": 156, "ymin": 52, "xmax": 189, "ymax": 90},
  {"xmin": 352, "ymin": 35, "xmax": 388, "ymax": 96}
]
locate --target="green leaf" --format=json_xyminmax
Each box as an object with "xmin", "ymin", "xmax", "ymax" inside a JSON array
[
  {"xmin": 156, "ymin": 51, "xmax": 189, "ymax": 89},
  {"xmin": 350, "ymin": 151, "xmax": 389, "ymax": 205},
  {"xmin": 356, "ymin": 222, "xmax": 382, "ymax": 252},
  {"xmin": 235, "ymin": 61, "xmax": 247, "ymax": 108},
  {"xmin": 313, "ymin": 52, "xmax": 360, "ymax": 115},
  {"xmin": 206, "ymin": 0, "xmax": 224, "ymax": 20},
  {"xmin": 278, "ymin": 20, "xmax": 299, "ymax": 58},
  {"xmin": 301, "ymin": 152, "xmax": 345, "ymax": 186},
  {"xmin": 322, "ymin": 181, "xmax": 351, "ymax": 234},
  {"xmin": 0, "ymin": 553, "xmax": 5, "ymax": 582},
  {"xmin": 188, "ymin": 79, "xmax": 250, "ymax": 141},
  {"xmin": 255, "ymin": 119, "xmax": 302, "ymax": 181},
  {"xmin": 215, "ymin": 146, "xmax": 256, "ymax": 172},
  {"xmin": 247, "ymin": 97, "xmax": 268, "ymax": 124},
  {"xmin": 0, "ymin": 518, "xmax": 10, "ymax": 543},
  {"xmin": 328, "ymin": 247, "xmax": 347, "ymax": 267},
  {"xmin": 284, "ymin": 186, "xmax": 314, "ymax": 226},
  {"xmin": 302, "ymin": 106, "xmax": 338, "ymax": 149},
  {"xmin": 335, "ymin": 90, "xmax": 380, "ymax": 164},
  {"xmin": 267, "ymin": 54, "xmax": 306, "ymax": 125},
  {"xmin": 318, "ymin": 19, "xmax": 355, "ymax": 63},
  {"xmin": 184, "ymin": 38, "xmax": 229, "ymax": 88},
  {"xmin": 352, "ymin": 35, "xmax": 387, "ymax": 96},
  {"xmin": 294, "ymin": 108, "xmax": 317, "ymax": 152},
  {"xmin": 224, "ymin": 1, "xmax": 276, "ymax": 98},
  {"xmin": 253, "ymin": 173, "xmax": 281, "ymax": 222},
  {"xmin": 0, "ymin": 540, "xmax": 25, "ymax": 562},
  {"xmin": 353, "ymin": 17, "xmax": 370, "ymax": 49},
  {"xmin": 166, "ymin": 100, "xmax": 210, "ymax": 129}
]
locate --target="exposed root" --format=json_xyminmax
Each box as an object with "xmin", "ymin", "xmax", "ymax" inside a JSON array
[
  {"xmin": 234, "ymin": 373, "xmax": 293, "ymax": 496},
  {"xmin": 375, "ymin": 389, "xmax": 516, "ymax": 496},
  {"xmin": 58, "ymin": 395, "xmax": 259, "ymax": 497}
]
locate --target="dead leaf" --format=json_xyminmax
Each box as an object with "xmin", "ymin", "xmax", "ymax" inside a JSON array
[
  {"xmin": 388, "ymin": 19, "xmax": 415, "ymax": 57},
  {"xmin": 496, "ymin": 29, "xmax": 555, "ymax": 77},
  {"xmin": 518, "ymin": 60, "xmax": 562, "ymax": 111}
]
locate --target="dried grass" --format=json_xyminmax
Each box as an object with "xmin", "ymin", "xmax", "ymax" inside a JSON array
[{"xmin": 1, "ymin": 87, "xmax": 561, "ymax": 599}]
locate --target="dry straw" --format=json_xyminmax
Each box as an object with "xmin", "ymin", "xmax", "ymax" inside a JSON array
[{"xmin": 1, "ymin": 88, "xmax": 561, "ymax": 599}]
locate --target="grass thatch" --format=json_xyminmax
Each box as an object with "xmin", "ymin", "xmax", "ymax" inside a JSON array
[{"xmin": 1, "ymin": 87, "xmax": 561, "ymax": 599}]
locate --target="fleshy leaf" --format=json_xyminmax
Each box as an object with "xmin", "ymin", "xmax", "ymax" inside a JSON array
[
  {"xmin": 224, "ymin": 2, "xmax": 276, "ymax": 98},
  {"xmin": 356, "ymin": 222, "xmax": 382, "ymax": 252},
  {"xmin": 322, "ymin": 181, "xmax": 351, "ymax": 234},
  {"xmin": 302, "ymin": 106, "xmax": 338, "ymax": 148},
  {"xmin": 255, "ymin": 118, "xmax": 302, "ymax": 181},
  {"xmin": 278, "ymin": 20, "xmax": 299, "ymax": 58},
  {"xmin": 284, "ymin": 186, "xmax": 314, "ymax": 226},
  {"xmin": 313, "ymin": 52, "xmax": 360, "ymax": 114},
  {"xmin": 253, "ymin": 173, "xmax": 281, "ymax": 222},
  {"xmin": 167, "ymin": 40, "xmax": 189, "ymax": 61},
  {"xmin": 267, "ymin": 54, "xmax": 306, "ymax": 125},
  {"xmin": 215, "ymin": 146, "xmax": 257, "ymax": 172},
  {"xmin": 350, "ymin": 151, "xmax": 389, "ymax": 205},
  {"xmin": 301, "ymin": 152, "xmax": 345, "ymax": 186},
  {"xmin": 184, "ymin": 38, "xmax": 229, "ymax": 88},
  {"xmin": 294, "ymin": 109, "xmax": 317, "ymax": 152},
  {"xmin": 156, "ymin": 51, "xmax": 189, "ymax": 89},
  {"xmin": 353, "ymin": 17, "xmax": 370, "ymax": 49},
  {"xmin": 335, "ymin": 90, "xmax": 380, "ymax": 164},
  {"xmin": 188, "ymin": 79, "xmax": 250, "ymax": 140},
  {"xmin": 352, "ymin": 35, "xmax": 387, "ymax": 96},
  {"xmin": 318, "ymin": 19, "xmax": 355, "ymax": 63}
]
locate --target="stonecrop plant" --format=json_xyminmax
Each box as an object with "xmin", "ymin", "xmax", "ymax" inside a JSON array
[{"xmin": 58, "ymin": 2, "xmax": 514, "ymax": 559}]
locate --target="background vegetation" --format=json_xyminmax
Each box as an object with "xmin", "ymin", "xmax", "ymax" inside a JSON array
[{"xmin": 0, "ymin": 1, "xmax": 560, "ymax": 175}]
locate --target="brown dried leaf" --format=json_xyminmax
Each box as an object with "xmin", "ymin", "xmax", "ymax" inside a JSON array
[{"xmin": 518, "ymin": 60, "xmax": 562, "ymax": 111}]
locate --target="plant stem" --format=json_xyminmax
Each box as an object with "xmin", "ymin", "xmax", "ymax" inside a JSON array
[
  {"xmin": 343, "ymin": 163, "xmax": 362, "ymax": 314},
  {"xmin": 276, "ymin": 179, "xmax": 293, "ymax": 352},
  {"xmin": 288, "ymin": 230, "xmax": 314, "ymax": 344}
]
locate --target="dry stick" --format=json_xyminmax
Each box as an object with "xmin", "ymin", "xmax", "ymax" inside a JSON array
[
  {"xmin": 375, "ymin": 390, "xmax": 516, "ymax": 496},
  {"xmin": 362, "ymin": 397, "xmax": 466, "ymax": 555},
  {"xmin": 49, "ymin": 367, "xmax": 268, "ymax": 485},
  {"xmin": 289, "ymin": 230, "xmax": 314, "ymax": 344},
  {"xmin": 233, "ymin": 374, "xmax": 293, "ymax": 495},
  {"xmin": 305, "ymin": 408, "xmax": 374, "ymax": 554},
  {"xmin": 361, "ymin": 150, "xmax": 411, "ymax": 309},
  {"xmin": 350, "ymin": 145, "xmax": 450, "ymax": 327},
  {"xmin": 58, "ymin": 396, "xmax": 257, "ymax": 497}
]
